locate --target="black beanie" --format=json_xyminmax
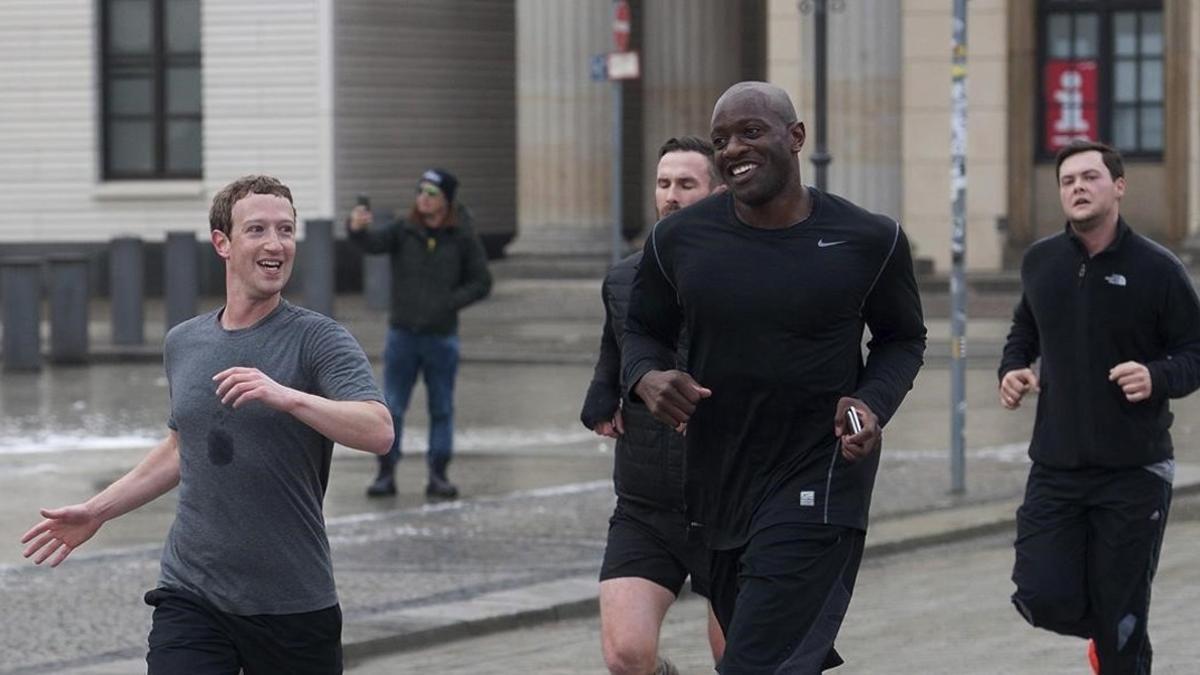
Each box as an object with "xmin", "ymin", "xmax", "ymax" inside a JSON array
[{"xmin": 419, "ymin": 168, "xmax": 458, "ymax": 204}]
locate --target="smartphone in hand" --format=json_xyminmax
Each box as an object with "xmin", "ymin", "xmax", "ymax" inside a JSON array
[{"xmin": 846, "ymin": 407, "xmax": 863, "ymax": 435}]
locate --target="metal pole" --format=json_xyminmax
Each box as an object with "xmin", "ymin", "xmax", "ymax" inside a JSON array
[
  {"xmin": 164, "ymin": 231, "xmax": 199, "ymax": 330},
  {"xmin": 363, "ymin": 252, "xmax": 391, "ymax": 311},
  {"xmin": 950, "ymin": 0, "xmax": 968, "ymax": 494},
  {"xmin": 48, "ymin": 254, "xmax": 90, "ymax": 364},
  {"xmin": 810, "ymin": 0, "xmax": 831, "ymax": 190},
  {"xmin": 1, "ymin": 257, "xmax": 44, "ymax": 371},
  {"xmin": 110, "ymin": 236, "xmax": 145, "ymax": 346},
  {"xmin": 303, "ymin": 218, "xmax": 335, "ymax": 318},
  {"xmin": 611, "ymin": 78, "xmax": 624, "ymax": 266}
]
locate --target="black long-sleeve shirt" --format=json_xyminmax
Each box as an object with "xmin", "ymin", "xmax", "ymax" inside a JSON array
[
  {"xmin": 623, "ymin": 190, "xmax": 926, "ymax": 549},
  {"xmin": 999, "ymin": 219, "xmax": 1200, "ymax": 468}
]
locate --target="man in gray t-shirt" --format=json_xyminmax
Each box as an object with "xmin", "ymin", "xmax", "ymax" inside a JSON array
[{"xmin": 21, "ymin": 175, "xmax": 393, "ymax": 674}]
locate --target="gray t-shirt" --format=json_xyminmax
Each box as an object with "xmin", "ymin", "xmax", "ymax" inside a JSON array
[{"xmin": 160, "ymin": 300, "xmax": 383, "ymax": 615}]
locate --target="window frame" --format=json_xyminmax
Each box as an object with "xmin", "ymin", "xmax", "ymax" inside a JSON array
[
  {"xmin": 1036, "ymin": 0, "xmax": 1164, "ymax": 161},
  {"xmin": 99, "ymin": 0, "xmax": 203, "ymax": 180}
]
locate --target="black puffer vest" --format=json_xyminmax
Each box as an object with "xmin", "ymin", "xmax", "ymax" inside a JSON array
[{"xmin": 605, "ymin": 252, "xmax": 688, "ymax": 511}]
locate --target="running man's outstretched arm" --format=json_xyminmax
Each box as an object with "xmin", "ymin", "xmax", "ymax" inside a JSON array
[
  {"xmin": 623, "ymin": 232, "xmax": 682, "ymax": 393},
  {"xmin": 857, "ymin": 226, "xmax": 927, "ymax": 426},
  {"xmin": 213, "ymin": 366, "xmax": 393, "ymax": 455},
  {"xmin": 836, "ymin": 225, "xmax": 926, "ymax": 460},
  {"xmin": 21, "ymin": 431, "xmax": 182, "ymax": 567},
  {"xmin": 213, "ymin": 319, "xmax": 393, "ymax": 454},
  {"xmin": 998, "ymin": 293, "xmax": 1041, "ymax": 409},
  {"xmin": 623, "ymin": 229, "xmax": 710, "ymax": 428}
]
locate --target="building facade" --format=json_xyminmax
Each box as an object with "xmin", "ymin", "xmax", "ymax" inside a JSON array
[
  {"xmin": 2, "ymin": 0, "xmax": 1198, "ymax": 279},
  {"xmin": 0, "ymin": 0, "xmax": 516, "ymax": 293},
  {"xmin": 518, "ymin": 0, "xmax": 1200, "ymax": 273},
  {"xmin": 770, "ymin": 0, "xmax": 1200, "ymax": 273}
]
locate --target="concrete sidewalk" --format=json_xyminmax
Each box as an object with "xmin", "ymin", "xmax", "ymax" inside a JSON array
[
  {"xmin": 340, "ymin": 464, "xmax": 1200, "ymax": 667},
  {"xmin": 17, "ymin": 465, "xmax": 1200, "ymax": 675},
  {"xmin": 355, "ymin": 513, "xmax": 1200, "ymax": 674}
]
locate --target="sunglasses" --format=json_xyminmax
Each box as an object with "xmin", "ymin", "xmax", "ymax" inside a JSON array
[{"xmin": 417, "ymin": 184, "xmax": 443, "ymax": 198}]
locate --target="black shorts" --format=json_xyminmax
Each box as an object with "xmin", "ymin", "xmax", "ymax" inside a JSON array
[
  {"xmin": 710, "ymin": 523, "xmax": 865, "ymax": 674},
  {"xmin": 145, "ymin": 587, "xmax": 343, "ymax": 675},
  {"xmin": 598, "ymin": 498, "xmax": 712, "ymax": 598}
]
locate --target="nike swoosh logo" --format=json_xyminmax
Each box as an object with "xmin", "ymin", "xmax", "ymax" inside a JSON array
[{"xmin": 817, "ymin": 239, "xmax": 847, "ymax": 248}]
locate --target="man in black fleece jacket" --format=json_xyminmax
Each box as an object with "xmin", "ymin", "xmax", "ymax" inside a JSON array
[
  {"xmin": 623, "ymin": 82, "xmax": 926, "ymax": 673},
  {"xmin": 581, "ymin": 136, "xmax": 725, "ymax": 675},
  {"xmin": 348, "ymin": 168, "xmax": 492, "ymax": 500},
  {"xmin": 1000, "ymin": 140, "xmax": 1200, "ymax": 674}
]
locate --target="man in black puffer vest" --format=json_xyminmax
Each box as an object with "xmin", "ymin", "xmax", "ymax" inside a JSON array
[{"xmin": 581, "ymin": 137, "xmax": 724, "ymax": 675}]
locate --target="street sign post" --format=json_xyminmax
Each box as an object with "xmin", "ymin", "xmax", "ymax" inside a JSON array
[
  {"xmin": 607, "ymin": 51, "xmax": 639, "ymax": 80},
  {"xmin": 950, "ymin": 0, "xmax": 968, "ymax": 494},
  {"xmin": 613, "ymin": 0, "xmax": 631, "ymax": 52},
  {"xmin": 604, "ymin": 0, "xmax": 637, "ymax": 265},
  {"xmin": 590, "ymin": 53, "xmax": 608, "ymax": 82}
]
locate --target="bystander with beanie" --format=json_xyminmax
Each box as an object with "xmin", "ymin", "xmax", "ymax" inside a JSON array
[{"xmin": 348, "ymin": 168, "xmax": 492, "ymax": 500}]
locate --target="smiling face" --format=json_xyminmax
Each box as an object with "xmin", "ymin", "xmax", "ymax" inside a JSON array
[
  {"xmin": 710, "ymin": 90, "xmax": 804, "ymax": 207},
  {"xmin": 1057, "ymin": 150, "xmax": 1125, "ymax": 232},
  {"xmin": 211, "ymin": 192, "xmax": 296, "ymax": 302}
]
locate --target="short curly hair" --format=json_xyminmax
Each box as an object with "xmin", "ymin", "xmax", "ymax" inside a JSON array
[{"xmin": 209, "ymin": 175, "xmax": 296, "ymax": 235}]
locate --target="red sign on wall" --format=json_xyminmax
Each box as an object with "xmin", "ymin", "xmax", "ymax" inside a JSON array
[{"xmin": 1043, "ymin": 59, "xmax": 1099, "ymax": 152}]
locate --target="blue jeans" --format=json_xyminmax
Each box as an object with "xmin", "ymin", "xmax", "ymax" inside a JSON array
[{"xmin": 382, "ymin": 327, "xmax": 459, "ymax": 474}]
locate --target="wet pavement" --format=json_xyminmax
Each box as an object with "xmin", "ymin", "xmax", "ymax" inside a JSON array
[
  {"xmin": 350, "ymin": 501, "xmax": 1200, "ymax": 675},
  {"xmin": 4, "ymin": 266, "xmax": 1200, "ymax": 672},
  {"xmin": 0, "ymin": 360, "xmax": 608, "ymax": 568}
]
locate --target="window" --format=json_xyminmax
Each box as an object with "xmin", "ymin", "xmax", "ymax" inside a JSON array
[
  {"xmin": 1038, "ymin": 0, "xmax": 1163, "ymax": 158},
  {"xmin": 101, "ymin": 0, "xmax": 202, "ymax": 179}
]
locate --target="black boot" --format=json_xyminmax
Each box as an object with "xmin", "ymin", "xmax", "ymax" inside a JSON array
[
  {"xmin": 366, "ymin": 456, "xmax": 397, "ymax": 497},
  {"xmin": 425, "ymin": 458, "xmax": 458, "ymax": 500}
]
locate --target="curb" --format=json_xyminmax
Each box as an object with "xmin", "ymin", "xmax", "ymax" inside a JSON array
[
  {"xmin": 340, "ymin": 576, "xmax": 601, "ymax": 666},
  {"xmin": 339, "ymin": 466, "xmax": 1200, "ymax": 667},
  {"xmin": 344, "ymin": 596, "xmax": 599, "ymax": 666}
]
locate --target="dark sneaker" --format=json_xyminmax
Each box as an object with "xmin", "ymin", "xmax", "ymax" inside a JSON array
[
  {"xmin": 654, "ymin": 657, "xmax": 680, "ymax": 675},
  {"xmin": 425, "ymin": 475, "xmax": 459, "ymax": 500},
  {"xmin": 366, "ymin": 472, "xmax": 396, "ymax": 497}
]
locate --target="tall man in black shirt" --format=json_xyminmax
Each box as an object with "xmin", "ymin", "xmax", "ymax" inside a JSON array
[
  {"xmin": 1000, "ymin": 140, "xmax": 1200, "ymax": 675},
  {"xmin": 624, "ymin": 82, "xmax": 926, "ymax": 673},
  {"xmin": 582, "ymin": 136, "xmax": 726, "ymax": 675}
]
